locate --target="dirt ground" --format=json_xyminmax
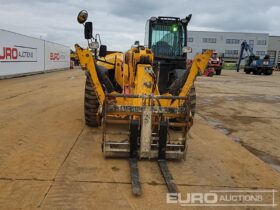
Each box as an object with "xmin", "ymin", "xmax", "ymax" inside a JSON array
[
  {"xmin": 196, "ymin": 70, "xmax": 280, "ymax": 172},
  {"xmin": 0, "ymin": 69, "xmax": 279, "ymax": 209}
]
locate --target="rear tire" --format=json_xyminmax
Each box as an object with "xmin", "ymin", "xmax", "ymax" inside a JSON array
[
  {"xmin": 84, "ymin": 73, "xmax": 100, "ymax": 127},
  {"xmin": 215, "ymin": 69, "xmax": 222, "ymax": 75},
  {"xmin": 264, "ymin": 69, "xmax": 273, "ymax": 75}
]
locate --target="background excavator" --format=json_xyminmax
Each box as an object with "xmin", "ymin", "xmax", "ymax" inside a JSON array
[
  {"xmin": 75, "ymin": 10, "xmax": 212, "ymax": 196},
  {"xmin": 236, "ymin": 41, "xmax": 274, "ymax": 75}
]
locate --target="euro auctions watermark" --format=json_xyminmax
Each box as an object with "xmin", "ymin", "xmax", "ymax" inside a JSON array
[{"xmin": 167, "ymin": 189, "xmax": 278, "ymax": 207}]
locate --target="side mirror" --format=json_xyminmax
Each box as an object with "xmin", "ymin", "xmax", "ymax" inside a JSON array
[
  {"xmin": 84, "ymin": 22, "xmax": 93, "ymax": 39},
  {"xmin": 99, "ymin": 45, "xmax": 107, "ymax": 57},
  {"xmin": 77, "ymin": 10, "xmax": 88, "ymax": 24}
]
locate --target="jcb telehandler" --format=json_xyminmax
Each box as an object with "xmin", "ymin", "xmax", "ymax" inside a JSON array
[{"xmin": 75, "ymin": 10, "xmax": 212, "ymax": 196}]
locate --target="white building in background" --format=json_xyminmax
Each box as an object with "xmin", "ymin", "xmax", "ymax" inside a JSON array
[
  {"xmin": 187, "ymin": 31, "xmax": 277, "ymax": 63},
  {"xmin": 267, "ymin": 36, "xmax": 280, "ymax": 65}
]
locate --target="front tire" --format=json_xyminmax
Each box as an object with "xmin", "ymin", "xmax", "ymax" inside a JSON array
[
  {"xmin": 208, "ymin": 72, "xmax": 214, "ymax": 77},
  {"xmin": 84, "ymin": 72, "xmax": 100, "ymax": 127}
]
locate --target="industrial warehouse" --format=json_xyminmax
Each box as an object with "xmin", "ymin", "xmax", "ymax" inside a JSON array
[
  {"xmin": 0, "ymin": 1, "xmax": 279, "ymax": 210},
  {"xmin": 188, "ymin": 31, "xmax": 280, "ymax": 65}
]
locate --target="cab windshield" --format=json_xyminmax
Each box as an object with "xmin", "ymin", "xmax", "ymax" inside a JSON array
[
  {"xmin": 212, "ymin": 53, "xmax": 218, "ymax": 59},
  {"xmin": 151, "ymin": 23, "xmax": 185, "ymax": 57}
]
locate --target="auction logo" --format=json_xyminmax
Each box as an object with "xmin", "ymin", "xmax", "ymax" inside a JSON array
[
  {"xmin": 0, "ymin": 45, "xmax": 37, "ymax": 62},
  {"xmin": 50, "ymin": 52, "xmax": 66, "ymax": 62},
  {"xmin": 167, "ymin": 189, "xmax": 277, "ymax": 207}
]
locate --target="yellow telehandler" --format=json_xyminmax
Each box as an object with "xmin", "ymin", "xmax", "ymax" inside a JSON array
[{"xmin": 75, "ymin": 10, "xmax": 212, "ymax": 196}]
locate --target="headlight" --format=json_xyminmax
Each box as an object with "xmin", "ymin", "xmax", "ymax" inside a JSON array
[{"xmin": 182, "ymin": 46, "xmax": 192, "ymax": 53}]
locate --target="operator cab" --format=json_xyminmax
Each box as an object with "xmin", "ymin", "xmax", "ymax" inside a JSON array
[
  {"xmin": 146, "ymin": 17, "xmax": 186, "ymax": 58},
  {"xmin": 144, "ymin": 16, "xmax": 192, "ymax": 93},
  {"xmin": 212, "ymin": 51, "xmax": 218, "ymax": 59}
]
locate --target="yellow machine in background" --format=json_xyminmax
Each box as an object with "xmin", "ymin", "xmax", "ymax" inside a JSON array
[
  {"xmin": 75, "ymin": 10, "xmax": 212, "ymax": 196},
  {"xmin": 70, "ymin": 50, "xmax": 81, "ymax": 67}
]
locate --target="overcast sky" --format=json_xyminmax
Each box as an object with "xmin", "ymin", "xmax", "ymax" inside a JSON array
[{"xmin": 0, "ymin": 0, "xmax": 279, "ymax": 50}]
